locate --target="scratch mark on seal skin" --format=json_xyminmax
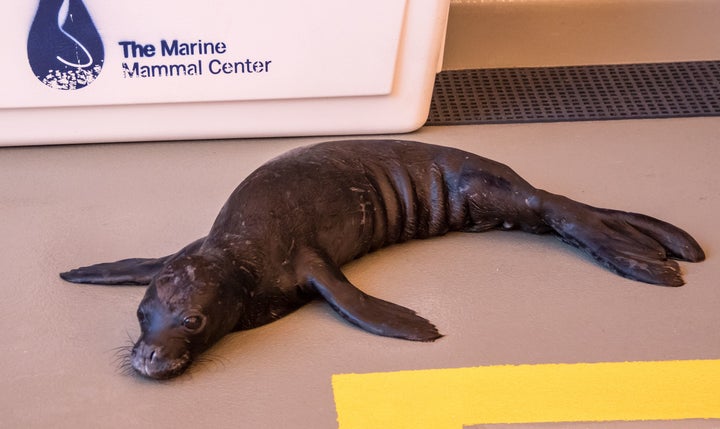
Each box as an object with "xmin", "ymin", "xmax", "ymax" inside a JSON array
[
  {"xmin": 359, "ymin": 202, "xmax": 369, "ymax": 226},
  {"xmin": 282, "ymin": 240, "xmax": 296, "ymax": 266},
  {"xmin": 185, "ymin": 265, "xmax": 196, "ymax": 281}
]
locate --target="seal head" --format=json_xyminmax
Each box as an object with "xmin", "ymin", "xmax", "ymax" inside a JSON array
[{"xmin": 131, "ymin": 254, "xmax": 243, "ymax": 379}]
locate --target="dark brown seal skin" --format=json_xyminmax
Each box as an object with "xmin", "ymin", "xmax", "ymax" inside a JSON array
[{"xmin": 59, "ymin": 140, "xmax": 705, "ymax": 379}]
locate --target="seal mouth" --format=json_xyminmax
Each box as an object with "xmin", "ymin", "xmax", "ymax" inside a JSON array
[{"xmin": 131, "ymin": 344, "xmax": 192, "ymax": 380}]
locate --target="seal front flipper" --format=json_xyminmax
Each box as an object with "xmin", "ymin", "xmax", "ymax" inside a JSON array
[
  {"xmin": 538, "ymin": 192, "xmax": 705, "ymax": 286},
  {"xmin": 60, "ymin": 237, "xmax": 206, "ymax": 285},
  {"xmin": 298, "ymin": 250, "xmax": 442, "ymax": 341},
  {"xmin": 60, "ymin": 258, "xmax": 168, "ymax": 285}
]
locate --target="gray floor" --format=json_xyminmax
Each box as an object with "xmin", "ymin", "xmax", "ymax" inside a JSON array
[{"xmin": 1, "ymin": 119, "xmax": 718, "ymax": 428}]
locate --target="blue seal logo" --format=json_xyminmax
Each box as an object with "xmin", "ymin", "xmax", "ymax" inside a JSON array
[{"xmin": 27, "ymin": 0, "xmax": 104, "ymax": 90}]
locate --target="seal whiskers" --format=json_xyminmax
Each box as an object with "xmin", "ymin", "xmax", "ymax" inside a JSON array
[{"xmin": 111, "ymin": 334, "xmax": 137, "ymax": 376}]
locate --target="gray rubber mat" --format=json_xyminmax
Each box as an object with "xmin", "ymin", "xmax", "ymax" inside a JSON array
[{"xmin": 426, "ymin": 61, "xmax": 720, "ymax": 125}]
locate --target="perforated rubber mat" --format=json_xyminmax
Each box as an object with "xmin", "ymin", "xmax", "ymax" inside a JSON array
[{"xmin": 426, "ymin": 61, "xmax": 720, "ymax": 125}]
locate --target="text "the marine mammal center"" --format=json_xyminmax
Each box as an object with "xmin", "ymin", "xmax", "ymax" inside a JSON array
[{"xmin": 118, "ymin": 39, "xmax": 271, "ymax": 78}]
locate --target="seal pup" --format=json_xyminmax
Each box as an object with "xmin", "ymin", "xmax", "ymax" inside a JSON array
[{"xmin": 60, "ymin": 140, "xmax": 705, "ymax": 379}]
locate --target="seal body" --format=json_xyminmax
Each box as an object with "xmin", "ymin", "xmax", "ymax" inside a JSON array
[{"xmin": 60, "ymin": 140, "xmax": 705, "ymax": 379}]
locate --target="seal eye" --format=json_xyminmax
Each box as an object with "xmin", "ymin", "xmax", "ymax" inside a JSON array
[{"xmin": 182, "ymin": 315, "xmax": 204, "ymax": 332}]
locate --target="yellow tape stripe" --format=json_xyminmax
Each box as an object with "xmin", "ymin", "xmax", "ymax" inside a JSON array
[{"xmin": 332, "ymin": 359, "xmax": 720, "ymax": 429}]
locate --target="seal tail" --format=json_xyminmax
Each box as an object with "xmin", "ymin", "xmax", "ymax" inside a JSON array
[
  {"xmin": 539, "ymin": 192, "xmax": 705, "ymax": 286},
  {"xmin": 59, "ymin": 237, "xmax": 206, "ymax": 285}
]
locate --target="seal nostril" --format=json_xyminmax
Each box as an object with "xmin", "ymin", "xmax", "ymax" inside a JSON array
[{"xmin": 149, "ymin": 350, "xmax": 156, "ymax": 363}]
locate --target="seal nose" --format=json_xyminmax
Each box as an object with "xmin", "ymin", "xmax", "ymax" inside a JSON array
[{"xmin": 131, "ymin": 340, "xmax": 191, "ymax": 380}]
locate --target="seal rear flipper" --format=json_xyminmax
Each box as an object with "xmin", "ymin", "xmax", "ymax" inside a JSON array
[
  {"xmin": 60, "ymin": 237, "xmax": 206, "ymax": 285},
  {"xmin": 541, "ymin": 193, "xmax": 705, "ymax": 286},
  {"xmin": 299, "ymin": 251, "xmax": 442, "ymax": 341}
]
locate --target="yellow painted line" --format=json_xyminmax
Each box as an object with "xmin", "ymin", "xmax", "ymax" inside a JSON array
[{"xmin": 332, "ymin": 359, "xmax": 720, "ymax": 429}]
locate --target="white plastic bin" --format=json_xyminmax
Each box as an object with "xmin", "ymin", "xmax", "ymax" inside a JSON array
[{"xmin": 1, "ymin": 0, "xmax": 450, "ymax": 145}]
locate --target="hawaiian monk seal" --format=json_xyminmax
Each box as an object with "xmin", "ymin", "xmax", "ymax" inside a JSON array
[{"xmin": 60, "ymin": 140, "xmax": 705, "ymax": 379}]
